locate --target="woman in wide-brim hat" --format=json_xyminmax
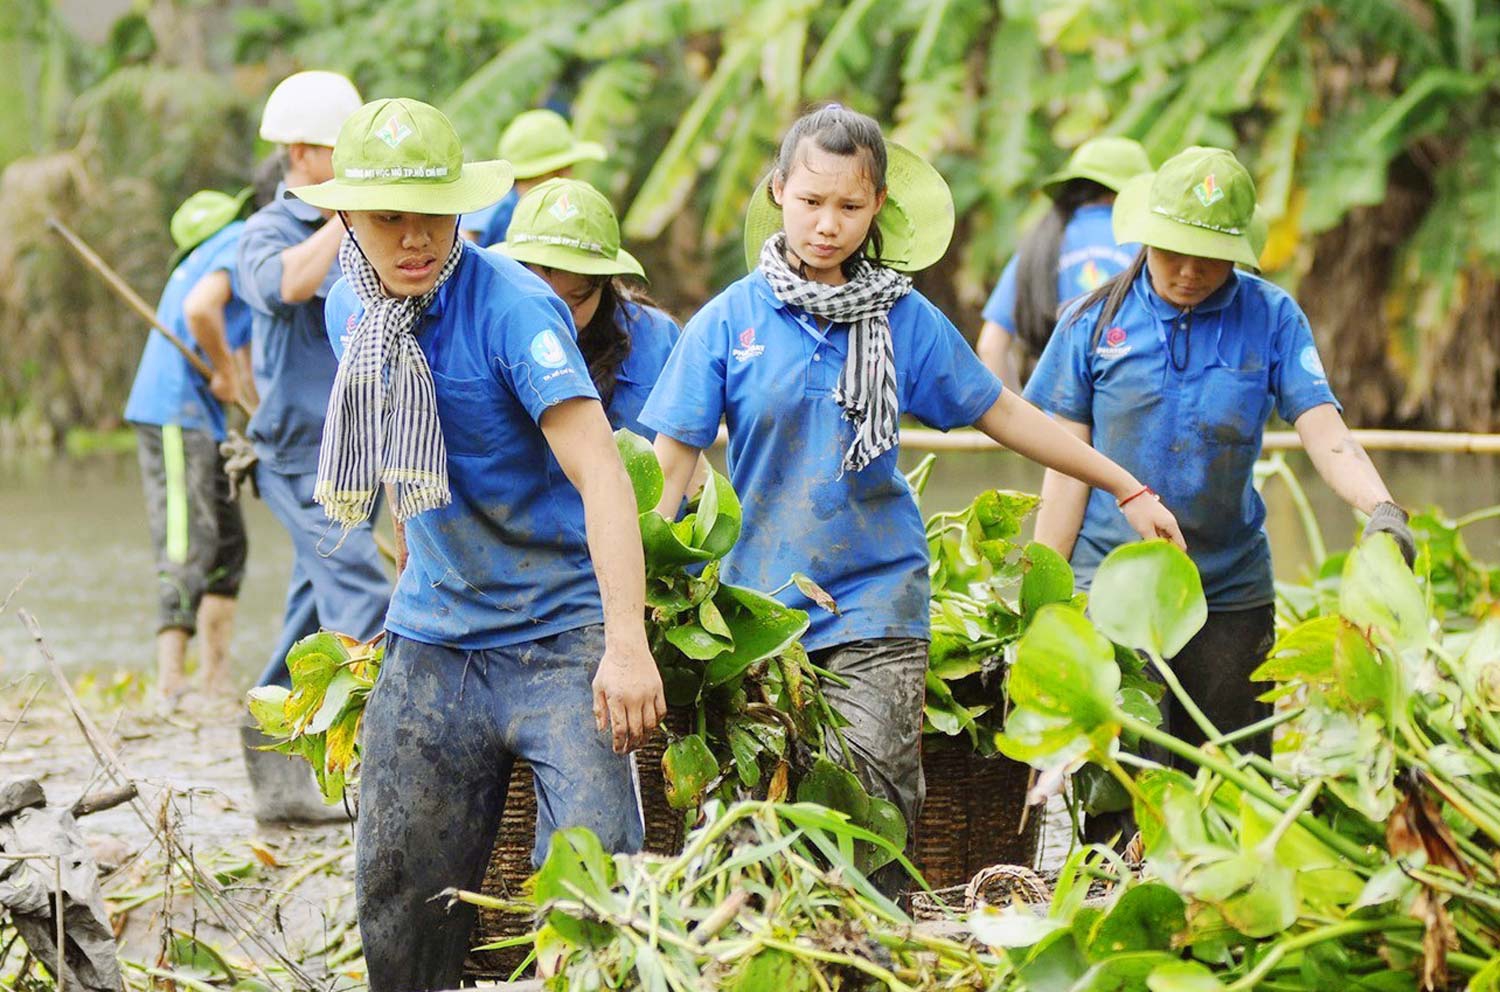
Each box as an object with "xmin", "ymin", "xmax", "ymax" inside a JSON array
[
  {"xmin": 638, "ymin": 103, "xmax": 1183, "ymax": 893},
  {"xmin": 976, "ymin": 136, "xmax": 1151, "ymax": 390},
  {"xmin": 1026, "ymin": 145, "xmax": 1414, "ymax": 772},
  {"xmin": 494, "ymin": 177, "xmax": 679, "ymax": 439}
]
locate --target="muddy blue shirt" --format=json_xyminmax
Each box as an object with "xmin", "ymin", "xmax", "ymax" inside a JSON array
[
  {"xmin": 326, "ymin": 243, "xmax": 602, "ymax": 649},
  {"xmin": 609, "ymin": 301, "xmax": 680, "ymax": 440},
  {"xmin": 124, "ymin": 223, "xmax": 252, "ymax": 441},
  {"xmin": 982, "ymin": 204, "xmax": 1138, "ymax": 334},
  {"xmin": 640, "ymin": 272, "xmax": 1003, "ymax": 650},
  {"xmin": 237, "ymin": 184, "xmax": 344, "ymax": 473},
  {"xmin": 461, "ymin": 188, "xmax": 519, "ymax": 248},
  {"xmin": 1024, "ymin": 268, "xmax": 1338, "ymax": 609}
]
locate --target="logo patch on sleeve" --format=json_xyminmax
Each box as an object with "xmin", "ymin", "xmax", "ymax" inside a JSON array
[
  {"xmin": 530, "ymin": 329, "xmax": 569, "ymax": 369},
  {"xmin": 1299, "ymin": 345, "xmax": 1326, "ymax": 378}
]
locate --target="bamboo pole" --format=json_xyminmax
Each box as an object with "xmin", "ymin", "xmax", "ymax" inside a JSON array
[{"xmin": 705, "ymin": 426, "xmax": 1500, "ymax": 455}]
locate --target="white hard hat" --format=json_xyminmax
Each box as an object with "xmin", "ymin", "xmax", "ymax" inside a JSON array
[{"xmin": 258, "ymin": 70, "xmax": 362, "ymax": 147}]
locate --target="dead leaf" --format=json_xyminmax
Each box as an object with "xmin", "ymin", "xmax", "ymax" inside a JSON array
[
  {"xmin": 1412, "ymin": 887, "xmax": 1458, "ymax": 991},
  {"xmin": 248, "ymin": 841, "xmax": 280, "ymax": 868},
  {"xmin": 792, "ymin": 573, "xmax": 840, "ymax": 615},
  {"xmin": 1388, "ymin": 774, "xmax": 1472, "ymax": 880},
  {"xmin": 766, "ymin": 760, "xmax": 790, "ymax": 802}
]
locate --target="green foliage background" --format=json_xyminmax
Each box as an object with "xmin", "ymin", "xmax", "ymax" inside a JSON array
[{"xmin": 4, "ymin": 0, "xmax": 1499, "ymax": 436}]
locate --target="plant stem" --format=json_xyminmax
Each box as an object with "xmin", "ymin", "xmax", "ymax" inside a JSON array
[
  {"xmin": 1384, "ymin": 935, "xmax": 1489, "ymax": 974},
  {"xmin": 1266, "ymin": 454, "xmax": 1328, "ymax": 564},
  {"xmin": 758, "ymin": 936, "xmax": 913, "ymax": 992},
  {"xmin": 1145, "ymin": 650, "xmax": 1237, "ymax": 758},
  {"xmin": 1454, "ymin": 505, "xmax": 1500, "ymax": 529},
  {"xmin": 1256, "ymin": 778, "xmax": 1323, "ymax": 857},
  {"xmin": 1227, "ymin": 918, "xmax": 1419, "ymax": 991},
  {"xmin": 1210, "ymin": 706, "xmax": 1302, "ymax": 748}
]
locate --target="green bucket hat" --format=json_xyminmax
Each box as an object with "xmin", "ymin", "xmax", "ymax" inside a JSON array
[
  {"xmin": 742, "ymin": 140, "xmax": 954, "ymax": 273},
  {"xmin": 1112, "ymin": 145, "xmax": 1261, "ymax": 269},
  {"xmin": 494, "ymin": 178, "xmax": 645, "ymax": 278},
  {"xmin": 290, "ymin": 98, "xmax": 513, "ymax": 215},
  {"xmin": 499, "ymin": 110, "xmax": 607, "ymax": 180},
  {"xmin": 1040, "ymin": 136, "xmax": 1151, "ymax": 198},
  {"xmin": 169, "ymin": 188, "xmax": 252, "ymax": 267}
]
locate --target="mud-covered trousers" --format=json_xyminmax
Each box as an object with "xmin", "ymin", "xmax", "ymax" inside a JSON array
[
  {"xmin": 355, "ymin": 626, "xmax": 643, "ymax": 992},
  {"xmin": 810, "ymin": 638, "xmax": 929, "ymax": 896}
]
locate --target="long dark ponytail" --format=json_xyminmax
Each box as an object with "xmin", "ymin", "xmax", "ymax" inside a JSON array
[
  {"xmin": 1013, "ymin": 178, "xmax": 1113, "ymax": 355},
  {"xmin": 575, "ymin": 277, "xmax": 666, "ymax": 407}
]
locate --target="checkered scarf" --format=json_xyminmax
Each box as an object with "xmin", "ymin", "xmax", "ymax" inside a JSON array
[
  {"xmin": 313, "ymin": 235, "xmax": 463, "ymax": 528},
  {"xmin": 758, "ymin": 233, "xmax": 912, "ymax": 472}
]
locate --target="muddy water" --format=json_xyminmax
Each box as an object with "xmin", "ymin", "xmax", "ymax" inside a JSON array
[{"xmin": 1, "ymin": 447, "xmax": 1496, "ymax": 682}]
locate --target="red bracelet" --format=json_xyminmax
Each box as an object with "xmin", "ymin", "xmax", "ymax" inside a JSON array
[{"xmin": 1117, "ymin": 485, "xmax": 1156, "ymax": 510}]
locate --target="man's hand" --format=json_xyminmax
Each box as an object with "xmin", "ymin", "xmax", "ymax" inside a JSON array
[
  {"xmin": 1363, "ymin": 501, "xmax": 1416, "ymax": 568},
  {"xmin": 208, "ymin": 368, "xmax": 239, "ymax": 404},
  {"xmin": 592, "ymin": 636, "xmax": 665, "ymax": 754}
]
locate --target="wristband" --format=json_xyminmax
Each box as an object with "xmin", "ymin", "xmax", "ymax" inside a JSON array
[{"xmin": 1117, "ymin": 485, "xmax": 1155, "ymax": 510}]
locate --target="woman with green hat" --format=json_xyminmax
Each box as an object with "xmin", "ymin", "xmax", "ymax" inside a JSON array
[
  {"xmin": 639, "ymin": 104, "xmax": 1183, "ymax": 892},
  {"xmin": 1026, "ymin": 145, "xmax": 1414, "ymax": 765},
  {"xmin": 494, "ymin": 177, "xmax": 679, "ymax": 438},
  {"xmin": 290, "ymin": 97, "xmax": 662, "ymax": 991},
  {"xmin": 976, "ymin": 136, "xmax": 1151, "ymax": 391},
  {"xmin": 460, "ymin": 108, "xmax": 607, "ymax": 247}
]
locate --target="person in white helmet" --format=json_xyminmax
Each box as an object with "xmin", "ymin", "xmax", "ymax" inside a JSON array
[{"xmin": 234, "ymin": 70, "xmax": 392, "ymax": 823}]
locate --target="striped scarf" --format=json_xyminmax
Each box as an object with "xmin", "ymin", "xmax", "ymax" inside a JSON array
[
  {"xmin": 314, "ymin": 235, "xmax": 463, "ymax": 527},
  {"xmin": 758, "ymin": 233, "xmax": 912, "ymax": 473}
]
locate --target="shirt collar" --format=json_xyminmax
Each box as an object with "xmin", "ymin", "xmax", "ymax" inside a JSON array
[
  {"xmin": 421, "ymin": 242, "xmax": 473, "ymax": 322},
  {"xmin": 1133, "ymin": 264, "xmax": 1241, "ymax": 319},
  {"xmin": 750, "ymin": 270, "xmax": 790, "ymax": 312},
  {"xmin": 277, "ymin": 182, "xmax": 325, "ymax": 225}
]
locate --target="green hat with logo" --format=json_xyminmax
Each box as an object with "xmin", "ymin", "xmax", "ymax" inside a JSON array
[
  {"xmin": 1112, "ymin": 145, "xmax": 1261, "ymax": 269},
  {"xmin": 1040, "ymin": 136, "xmax": 1151, "ymax": 198},
  {"xmin": 169, "ymin": 188, "xmax": 253, "ymax": 268},
  {"xmin": 742, "ymin": 140, "xmax": 954, "ymax": 273},
  {"xmin": 494, "ymin": 178, "xmax": 644, "ymax": 278},
  {"xmin": 290, "ymin": 98, "xmax": 513, "ymax": 215},
  {"xmin": 499, "ymin": 110, "xmax": 607, "ymax": 180}
]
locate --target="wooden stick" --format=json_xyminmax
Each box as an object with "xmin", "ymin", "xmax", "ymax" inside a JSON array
[
  {"xmin": 46, "ymin": 217, "xmax": 255, "ymax": 417},
  {"xmin": 69, "ymin": 783, "xmax": 138, "ymax": 819}
]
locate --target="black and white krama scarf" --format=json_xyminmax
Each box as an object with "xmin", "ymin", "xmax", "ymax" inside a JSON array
[
  {"xmin": 757, "ymin": 232, "xmax": 912, "ymax": 472},
  {"xmin": 314, "ymin": 235, "xmax": 463, "ymax": 528}
]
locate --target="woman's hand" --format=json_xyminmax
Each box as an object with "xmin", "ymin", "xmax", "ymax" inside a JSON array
[{"xmin": 1119, "ymin": 489, "xmax": 1187, "ymax": 549}]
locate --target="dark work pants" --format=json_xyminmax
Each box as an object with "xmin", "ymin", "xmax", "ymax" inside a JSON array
[
  {"xmin": 355, "ymin": 626, "xmax": 643, "ymax": 992},
  {"xmin": 1084, "ymin": 604, "xmax": 1276, "ymax": 846}
]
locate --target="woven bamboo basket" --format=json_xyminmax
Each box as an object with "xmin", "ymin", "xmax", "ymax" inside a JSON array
[{"xmin": 911, "ymin": 742, "xmax": 1040, "ymax": 890}]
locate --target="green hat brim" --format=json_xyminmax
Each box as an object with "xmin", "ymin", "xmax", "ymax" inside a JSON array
[
  {"xmin": 1040, "ymin": 165, "xmax": 1136, "ymax": 198},
  {"xmin": 493, "ymin": 239, "xmax": 645, "ymax": 279},
  {"xmin": 290, "ymin": 160, "xmax": 515, "ymax": 215},
  {"xmin": 508, "ymin": 142, "xmax": 607, "ymax": 180},
  {"xmin": 1112, "ymin": 173, "xmax": 1261, "ymax": 269},
  {"xmin": 742, "ymin": 141, "xmax": 954, "ymax": 274}
]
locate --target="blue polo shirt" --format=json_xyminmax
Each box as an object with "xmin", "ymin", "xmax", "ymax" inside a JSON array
[
  {"xmin": 237, "ymin": 184, "xmax": 345, "ymax": 474},
  {"xmin": 1025, "ymin": 268, "xmax": 1338, "ymax": 609},
  {"xmin": 326, "ymin": 243, "xmax": 603, "ymax": 649},
  {"xmin": 124, "ymin": 223, "xmax": 252, "ymax": 441},
  {"xmin": 609, "ymin": 301, "xmax": 680, "ymax": 439},
  {"xmin": 461, "ymin": 188, "xmax": 519, "ymax": 248},
  {"xmin": 982, "ymin": 204, "xmax": 1138, "ymax": 334},
  {"xmin": 640, "ymin": 271, "xmax": 1003, "ymax": 650}
]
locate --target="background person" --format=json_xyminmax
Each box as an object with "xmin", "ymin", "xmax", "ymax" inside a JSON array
[
  {"xmin": 976, "ymin": 136, "xmax": 1151, "ymax": 391},
  {"xmin": 459, "ymin": 109, "xmax": 606, "ymax": 246},
  {"xmin": 124, "ymin": 189, "xmax": 254, "ymax": 704},
  {"xmin": 640, "ymin": 105, "xmax": 1183, "ymax": 894}
]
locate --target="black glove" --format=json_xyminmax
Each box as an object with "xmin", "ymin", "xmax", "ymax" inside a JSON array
[{"xmin": 1362, "ymin": 501, "xmax": 1415, "ymax": 568}]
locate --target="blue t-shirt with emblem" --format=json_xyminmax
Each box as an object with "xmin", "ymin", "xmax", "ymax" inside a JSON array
[
  {"xmin": 461, "ymin": 188, "xmax": 520, "ymax": 248},
  {"xmin": 326, "ymin": 243, "xmax": 603, "ymax": 650},
  {"xmin": 640, "ymin": 271, "xmax": 1003, "ymax": 650},
  {"xmin": 237, "ymin": 184, "xmax": 346, "ymax": 474},
  {"xmin": 1024, "ymin": 268, "xmax": 1338, "ymax": 609},
  {"xmin": 608, "ymin": 300, "xmax": 680, "ymax": 439},
  {"xmin": 124, "ymin": 223, "xmax": 252, "ymax": 441},
  {"xmin": 982, "ymin": 204, "xmax": 1138, "ymax": 334}
]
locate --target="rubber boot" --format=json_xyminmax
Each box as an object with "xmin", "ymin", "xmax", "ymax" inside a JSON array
[{"xmin": 240, "ymin": 717, "xmax": 351, "ymax": 824}]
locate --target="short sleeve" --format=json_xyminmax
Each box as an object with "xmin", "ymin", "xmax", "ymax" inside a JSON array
[
  {"xmin": 1271, "ymin": 302, "xmax": 1340, "ymax": 424},
  {"xmin": 900, "ymin": 295, "xmax": 1003, "ymax": 430},
  {"xmin": 459, "ymin": 201, "xmax": 500, "ymax": 237},
  {"xmin": 980, "ymin": 255, "xmax": 1020, "ymax": 332},
  {"xmin": 323, "ymin": 279, "xmax": 358, "ymax": 359},
  {"xmin": 235, "ymin": 214, "xmax": 295, "ymax": 319},
  {"xmin": 491, "ymin": 292, "xmax": 600, "ymax": 424},
  {"xmin": 638, "ymin": 313, "xmax": 726, "ymax": 449},
  {"xmin": 1023, "ymin": 308, "xmax": 1096, "ymax": 424}
]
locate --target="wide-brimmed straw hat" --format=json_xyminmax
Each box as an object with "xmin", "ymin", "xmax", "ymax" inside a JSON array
[
  {"xmin": 742, "ymin": 140, "xmax": 954, "ymax": 273},
  {"xmin": 494, "ymin": 178, "xmax": 645, "ymax": 278},
  {"xmin": 1112, "ymin": 145, "xmax": 1260, "ymax": 269},
  {"xmin": 290, "ymin": 98, "xmax": 513, "ymax": 215}
]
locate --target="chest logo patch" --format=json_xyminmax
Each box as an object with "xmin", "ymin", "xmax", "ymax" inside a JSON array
[
  {"xmin": 732, "ymin": 327, "xmax": 765, "ymax": 363},
  {"xmin": 1299, "ymin": 345, "xmax": 1326, "ymax": 378},
  {"xmin": 1098, "ymin": 325, "xmax": 1131, "ymax": 360},
  {"xmin": 530, "ymin": 329, "xmax": 569, "ymax": 369}
]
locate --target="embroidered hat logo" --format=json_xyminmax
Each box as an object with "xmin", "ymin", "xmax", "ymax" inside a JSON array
[
  {"xmin": 548, "ymin": 192, "xmax": 580, "ymax": 223},
  {"xmin": 1194, "ymin": 173, "xmax": 1224, "ymax": 207},
  {"xmin": 376, "ymin": 115, "xmax": 414, "ymax": 149}
]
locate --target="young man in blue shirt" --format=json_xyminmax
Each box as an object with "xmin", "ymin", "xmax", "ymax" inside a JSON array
[
  {"xmin": 235, "ymin": 70, "xmax": 391, "ymax": 695},
  {"xmin": 293, "ymin": 98, "xmax": 662, "ymax": 991},
  {"xmin": 125, "ymin": 189, "xmax": 253, "ymax": 703}
]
